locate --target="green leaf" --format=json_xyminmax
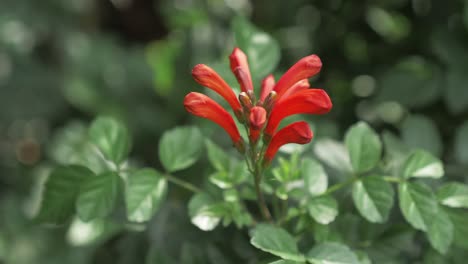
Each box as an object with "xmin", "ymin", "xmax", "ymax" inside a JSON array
[
  {"xmin": 146, "ymin": 38, "xmax": 180, "ymax": 96},
  {"xmin": 306, "ymin": 242, "xmax": 359, "ymax": 264},
  {"xmin": 125, "ymin": 169, "xmax": 167, "ymax": 222},
  {"xmin": 307, "ymin": 195, "xmax": 338, "ymax": 225},
  {"xmin": 445, "ymin": 208, "xmax": 468, "ymax": 249},
  {"xmin": 445, "ymin": 69, "xmax": 468, "ymax": 114},
  {"xmin": 36, "ymin": 166, "xmax": 94, "ymax": 225},
  {"xmin": 454, "ymin": 121, "xmax": 468, "ymax": 164},
  {"xmin": 302, "ymin": 158, "xmax": 328, "ymax": 197},
  {"xmin": 188, "ymin": 193, "xmax": 225, "ymax": 231},
  {"xmin": 426, "ymin": 207, "xmax": 453, "ymax": 254},
  {"xmin": 232, "ymin": 16, "xmax": 280, "ymax": 80},
  {"xmin": 313, "ymin": 139, "xmax": 352, "ymax": 173},
  {"xmin": 437, "ymin": 182, "xmax": 468, "ymax": 208},
  {"xmin": 89, "ymin": 116, "xmax": 131, "ymax": 165},
  {"xmin": 205, "ymin": 139, "xmax": 231, "ymax": 172},
  {"xmin": 345, "ymin": 122, "xmax": 382, "ymax": 173},
  {"xmin": 269, "ymin": 260, "xmax": 304, "ymax": 264},
  {"xmin": 401, "ymin": 115, "xmax": 442, "ymax": 157},
  {"xmin": 250, "ymin": 224, "xmax": 305, "ymax": 261},
  {"xmin": 398, "ymin": 182, "xmax": 438, "ymax": 231},
  {"xmin": 402, "ymin": 150, "xmax": 444, "ymax": 179},
  {"xmin": 352, "ymin": 176, "xmax": 394, "ymax": 223},
  {"xmin": 159, "ymin": 126, "xmax": 203, "ymax": 173},
  {"xmin": 76, "ymin": 172, "xmax": 119, "ymax": 221}
]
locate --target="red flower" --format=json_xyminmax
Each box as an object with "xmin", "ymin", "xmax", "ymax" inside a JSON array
[
  {"xmin": 184, "ymin": 92, "xmax": 243, "ymax": 151},
  {"xmin": 263, "ymin": 121, "xmax": 313, "ymax": 166},
  {"xmin": 184, "ymin": 47, "xmax": 331, "ymax": 164},
  {"xmin": 192, "ymin": 64, "xmax": 242, "ymax": 118},
  {"xmin": 273, "ymin": 54, "xmax": 322, "ymax": 100}
]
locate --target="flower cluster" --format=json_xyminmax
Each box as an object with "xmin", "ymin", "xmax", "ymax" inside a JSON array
[{"xmin": 184, "ymin": 48, "xmax": 332, "ymax": 167}]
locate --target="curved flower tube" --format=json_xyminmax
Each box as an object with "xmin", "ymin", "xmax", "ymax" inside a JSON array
[
  {"xmin": 230, "ymin": 48, "xmax": 253, "ymax": 93},
  {"xmin": 259, "ymin": 74, "xmax": 275, "ymax": 103},
  {"xmin": 264, "ymin": 89, "xmax": 332, "ymax": 137},
  {"xmin": 273, "ymin": 54, "xmax": 322, "ymax": 100},
  {"xmin": 279, "ymin": 79, "xmax": 310, "ymax": 101},
  {"xmin": 263, "ymin": 121, "xmax": 313, "ymax": 166},
  {"xmin": 192, "ymin": 64, "xmax": 242, "ymax": 116},
  {"xmin": 184, "ymin": 92, "xmax": 243, "ymax": 150}
]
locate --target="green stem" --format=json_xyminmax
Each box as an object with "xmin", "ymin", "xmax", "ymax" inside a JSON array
[
  {"xmin": 253, "ymin": 168, "xmax": 273, "ymax": 221},
  {"xmin": 383, "ymin": 176, "xmax": 404, "ymax": 183},
  {"xmin": 322, "ymin": 176, "xmax": 357, "ymax": 196},
  {"xmin": 165, "ymin": 174, "xmax": 202, "ymax": 193}
]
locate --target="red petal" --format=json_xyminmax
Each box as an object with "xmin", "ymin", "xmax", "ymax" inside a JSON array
[
  {"xmin": 184, "ymin": 92, "xmax": 241, "ymax": 144},
  {"xmin": 259, "ymin": 74, "xmax": 275, "ymax": 103},
  {"xmin": 279, "ymin": 79, "xmax": 310, "ymax": 101},
  {"xmin": 192, "ymin": 64, "xmax": 242, "ymax": 114},
  {"xmin": 264, "ymin": 121, "xmax": 313, "ymax": 164},
  {"xmin": 273, "ymin": 55, "xmax": 322, "ymax": 99},
  {"xmin": 264, "ymin": 89, "xmax": 332, "ymax": 136},
  {"xmin": 230, "ymin": 48, "xmax": 253, "ymax": 93}
]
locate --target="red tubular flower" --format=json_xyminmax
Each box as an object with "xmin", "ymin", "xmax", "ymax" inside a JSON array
[
  {"xmin": 263, "ymin": 121, "xmax": 313, "ymax": 166},
  {"xmin": 273, "ymin": 54, "xmax": 322, "ymax": 100},
  {"xmin": 230, "ymin": 48, "xmax": 253, "ymax": 93},
  {"xmin": 184, "ymin": 92, "xmax": 243, "ymax": 149},
  {"xmin": 264, "ymin": 89, "xmax": 332, "ymax": 137},
  {"xmin": 249, "ymin": 106, "xmax": 267, "ymax": 143},
  {"xmin": 192, "ymin": 64, "xmax": 242, "ymax": 115},
  {"xmin": 259, "ymin": 74, "xmax": 275, "ymax": 103},
  {"xmin": 279, "ymin": 79, "xmax": 310, "ymax": 101}
]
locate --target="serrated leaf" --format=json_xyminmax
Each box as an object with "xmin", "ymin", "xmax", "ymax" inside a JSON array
[
  {"xmin": 125, "ymin": 169, "xmax": 167, "ymax": 222},
  {"xmin": 205, "ymin": 139, "xmax": 231, "ymax": 172},
  {"xmin": 232, "ymin": 16, "xmax": 280, "ymax": 80},
  {"xmin": 398, "ymin": 182, "xmax": 438, "ymax": 231},
  {"xmin": 437, "ymin": 182, "xmax": 468, "ymax": 208},
  {"xmin": 188, "ymin": 193, "xmax": 226, "ymax": 231},
  {"xmin": 36, "ymin": 165, "xmax": 94, "ymax": 225},
  {"xmin": 89, "ymin": 116, "xmax": 130, "ymax": 165},
  {"xmin": 306, "ymin": 242, "xmax": 359, "ymax": 264},
  {"xmin": 307, "ymin": 195, "xmax": 338, "ymax": 225},
  {"xmin": 427, "ymin": 207, "xmax": 453, "ymax": 254},
  {"xmin": 159, "ymin": 126, "xmax": 203, "ymax": 173},
  {"xmin": 352, "ymin": 176, "xmax": 394, "ymax": 223},
  {"xmin": 402, "ymin": 150, "xmax": 444, "ymax": 179},
  {"xmin": 302, "ymin": 158, "xmax": 328, "ymax": 196},
  {"xmin": 313, "ymin": 139, "xmax": 352, "ymax": 173},
  {"xmin": 445, "ymin": 208, "xmax": 468, "ymax": 249},
  {"xmin": 76, "ymin": 172, "xmax": 119, "ymax": 221},
  {"xmin": 345, "ymin": 122, "xmax": 382, "ymax": 173},
  {"xmin": 250, "ymin": 224, "xmax": 305, "ymax": 261}
]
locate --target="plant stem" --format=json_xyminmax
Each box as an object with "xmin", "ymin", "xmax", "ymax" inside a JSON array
[
  {"xmin": 383, "ymin": 176, "xmax": 404, "ymax": 183},
  {"xmin": 322, "ymin": 176, "xmax": 356, "ymax": 196},
  {"xmin": 253, "ymin": 168, "xmax": 272, "ymax": 221},
  {"xmin": 165, "ymin": 174, "xmax": 202, "ymax": 193}
]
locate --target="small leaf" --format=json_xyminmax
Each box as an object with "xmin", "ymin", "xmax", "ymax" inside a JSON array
[
  {"xmin": 125, "ymin": 169, "xmax": 167, "ymax": 222},
  {"xmin": 76, "ymin": 172, "xmax": 119, "ymax": 221},
  {"xmin": 345, "ymin": 122, "xmax": 382, "ymax": 173},
  {"xmin": 250, "ymin": 224, "xmax": 305, "ymax": 261},
  {"xmin": 402, "ymin": 150, "xmax": 444, "ymax": 179},
  {"xmin": 398, "ymin": 182, "xmax": 438, "ymax": 231},
  {"xmin": 352, "ymin": 176, "xmax": 394, "ymax": 223},
  {"xmin": 232, "ymin": 16, "xmax": 280, "ymax": 80},
  {"xmin": 445, "ymin": 208, "xmax": 468, "ymax": 249},
  {"xmin": 313, "ymin": 139, "xmax": 352, "ymax": 173},
  {"xmin": 205, "ymin": 140, "xmax": 231, "ymax": 172},
  {"xmin": 307, "ymin": 195, "xmax": 338, "ymax": 225},
  {"xmin": 89, "ymin": 116, "xmax": 131, "ymax": 165},
  {"xmin": 188, "ymin": 193, "xmax": 225, "ymax": 231},
  {"xmin": 36, "ymin": 166, "xmax": 94, "ymax": 225},
  {"xmin": 302, "ymin": 158, "xmax": 328, "ymax": 196},
  {"xmin": 269, "ymin": 260, "xmax": 304, "ymax": 264},
  {"xmin": 306, "ymin": 242, "xmax": 359, "ymax": 264},
  {"xmin": 437, "ymin": 182, "xmax": 468, "ymax": 208},
  {"xmin": 159, "ymin": 126, "xmax": 203, "ymax": 173},
  {"xmin": 426, "ymin": 207, "xmax": 453, "ymax": 254}
]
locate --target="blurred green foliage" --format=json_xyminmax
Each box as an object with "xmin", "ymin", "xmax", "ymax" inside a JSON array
[{"xmin": 1, "ymin": 0, "xmax": 468, "ymax": 263}]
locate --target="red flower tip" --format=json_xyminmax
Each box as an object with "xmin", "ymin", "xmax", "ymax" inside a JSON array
[
  {"xmin": 249, "ymin": 106, "xmax": 267, "ymax": 130},
  {"xmin": 191, "ymin": 64, "xmax": 242, "ymax": 114},
  {"xmin": 230, "ymin": 48, "xmax": 253, "ymax": 93},
  {"xmin": 264, "ymin": 89, "xmax": 332, "ymax": 136},
  {"xmin": 259, "ymin": 74, "xmax": 276, "ymax": 103},
  {"xmin": 280, "ymin": 79, "xmax": 310, "ymax": 101},
  {"xmin": 184, "ymin": 92, "xmax": 241, "ymax": 144},
  {"xmin": 263, "ymin": 121, "xmax": 313, "ymax": 165},
  {"xmin": 273, "ymin": 54, "xmax": 322, "ymax": 99}
]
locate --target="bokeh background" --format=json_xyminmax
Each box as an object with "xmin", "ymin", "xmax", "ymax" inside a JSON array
[{"xmin": 1, "ymin": 0, "xmax": 468, "ymax": 263}]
